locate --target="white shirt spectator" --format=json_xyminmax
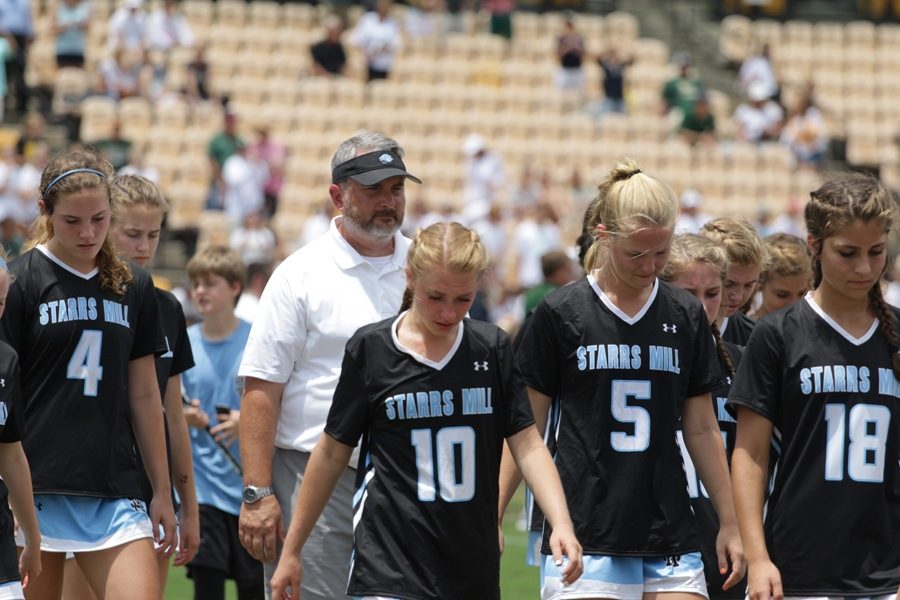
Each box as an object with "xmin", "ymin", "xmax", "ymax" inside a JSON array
[
  {"xmin": 513, "ymin": 213, "xmax": 560, "ymax": 289},
  {"xmin": 462, "ymin": 135, "xmax": 506, "ymax": 224},
  {"xmin": 107, "ymin": 1, "xmax": 147, "ymax": 52},
  {"xmin": 222, "ymin": 151, "xmax": 268, "ymax": 224},
  {"xmin": 734, "ymin": 100, "xmax": 783, "ymax": 143},
  {"xmin": 145, "ymin": 4, "xmax": 194, "ymax": 51},
  {"xmin": 234, "ymin": 291, "xmax": 260, "ymax": 324},
  {"xmin": 238, "ymin": 218, "xmax": 410, "ymax": 454},
  {"xmin": 352, "ymin": 11, "xmax": 402, "ymax": 73},
  {"xmin": 230, "ymin": 222, "xmax": 277, "ymax": 266},
  {"xmin": 738, "ymin": 53, "xmax": 777, "ymax": 98}
]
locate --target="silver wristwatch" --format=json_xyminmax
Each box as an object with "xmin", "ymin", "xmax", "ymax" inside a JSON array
[{"xmin": 242, "ymin": 485, "xmax": 274, "ymax": 504}]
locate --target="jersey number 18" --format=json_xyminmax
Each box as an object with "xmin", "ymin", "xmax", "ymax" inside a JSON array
[{"xmin": 823, "ymin": 403, "xmax": 890, "ymax": 483}]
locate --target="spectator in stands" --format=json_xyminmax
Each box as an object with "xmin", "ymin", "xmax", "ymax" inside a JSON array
[
  {"xmin": 472, "ymin": 204, "xmax": 508, "ymax": 276},
  {"xmin": 118, "ymin": 144, "xmax": 160, "ymax": 182},
  {"xmin": 0, "ymin": 0, "xmax": 33, "ymax": 117},
  {"xmin": 8, "ymin": 141, "xmax": 44, "ymax": 226},
  {"xmin": 462, "ymin": 133, "xmax": 506, "ymax": 224},
  {"xmin": 674, "ymin": 189, "xmax": 711, "ymax": 235},
  {"xmin": 310, "ymin": 16, "xmax": 347, "ymax": 78},
  {"xmin": 234, "ymin": 261, "xmax": 272, "ymax": 324},
  {"xmin": 734, "ymin": 80, "xmax": 784, "ymax": 143},
  {"xmin": 780, "ymin": 89, "xmax": 827, "ymax": 170},
  {"xmin": 737, "ymin": 43, "xmax": 778, "ymax": 103},
  {"xmin": 13, "ymin": 112, "xmax": 44, "ymax": 162},
  {"xmin": 95, "ymin": 117, "xmax": 133, "ymax": 171},
  {"xmin": 222, "ymin": 143, "xmax": 269, "ymax": 226},
  {"xmin": 107, "ymin": 0, "xmax": 148, "ymax": 52},
  {"xmin": 483, "ymin": 0, "xmax": 515, "ymax": 39},
  {"xmin": 230, "ymin": 212, "xmax": 277, "ymax": 268},
  {"xmin": 185, "ymin": 44, "xmax": 211, "ymax": 102},
  {"xmin": 771, "ymin": 198, "xmax": 805, "ymax": 237},
  {"xmin": 595, "ymin": 48, "xmax": 631, "ymax": 115},
  {"xmin": 352, "ymin": 0, "xmax": 402, "ymax": 81},
  {"xmin": 53, "ymin": 0, "xmax": 90, "ymax": 68},
  {"xmin": 555, "ymin": 14, "xmax": 585, "ymax": 92},
  {"xmin": 661, "ymin": 52, "xmax": 705, "ymax": 120},
  {"xmin": 297, "ymin": 199, "xmax": 335, "ymax": 249},
  {"xmin": 207, "ymin": 111, "xmax": 244, "ymax": 210},
  {"xmin": 511, "ymin": 162, "xmax": 543, "ymax": 208},
  {"xmin": 146, "ymin": 0, "xmax": 195, "ymax": 53},
  {"xmin": 523, "ymin": 249, "xmax": 579, "ymax": 316},
  {"xmin": 404, "ymin": 0, "xmax": 438, "ymax": 39},
  {"xmin": 250, "ymin": 126, "xmax": 286, "ymax": 218},
  {"xmin": 512, "ymin": 204, "xmax": 561, "ymax": 291},
  {"xmin": 98, "ymin": 47, "xmax": 145, "ymax": 100},
  {"xmin": 680, "ymin": 94, "xmax": 716, "ymax": 145}
]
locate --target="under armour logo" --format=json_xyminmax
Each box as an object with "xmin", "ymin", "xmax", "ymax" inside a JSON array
[
  {"xmin": 665, "ymin": 555, "xmax": 681, "ymax": 567},
  {"xmin": 35, "ymin": 502, "xmax": 42, "ymax": 511},
  {"xmin": 378, "ymin": 153, "xmax": 394, "ymax": 164},
  {"xmin": 0, "ymin": 379, "xmax": 5, "ymax": 387},
  {"xmin": 726, "ymin": 376, "xmax": 732, "ymax": 385},
  {"xmin": 130, "ymin": 498, "xmax": 146, "ymax": 512},
  {"xmin": 662, "ymin": 323, "xmax": 677, "ymax": 333},
  {"xmin": 474, "ymin": 361, "xmax": 489, "ymax": 371}
]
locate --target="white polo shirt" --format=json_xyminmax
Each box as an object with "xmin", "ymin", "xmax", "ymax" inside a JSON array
[{"xmin": 238, "ymin": 217, "xmax": 410, "ymax": 453}]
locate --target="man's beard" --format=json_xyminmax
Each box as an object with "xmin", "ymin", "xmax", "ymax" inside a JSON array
[{"xmin": 343, "ymin": 207, "xmax": 401, "ymax": 242}]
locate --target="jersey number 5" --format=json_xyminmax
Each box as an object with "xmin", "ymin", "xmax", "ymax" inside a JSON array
[
  {"xmin": 67, "ymin": 330, "xmax": 103, "ymax": 397},
  {"xmin": 611, "ymin": 380, "xmax": 651, "ymax": 452},
  {"xmin": 824, "ymin": 403, "xmax": 890, "ymax": 483},
  {"xmin": 411, "ymin": 427, "xmax": 475, "ymax": 502}
]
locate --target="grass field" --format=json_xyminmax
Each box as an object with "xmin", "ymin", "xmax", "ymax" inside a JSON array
[{"xmin": 163, "ymin": 488, "xmax": 540, "ymax": 599}]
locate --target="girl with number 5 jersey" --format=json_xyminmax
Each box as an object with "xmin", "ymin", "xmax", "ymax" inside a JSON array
[
  {"xmin": 730, "ymin": 174, "xmax": 900, "ymax": 600},
  {"xmin": 0, "ymin": 149, "xmax": 176, "ymax": 599},
  {"xmin": 505, "ymin": 160, "xmax": 744, "ymax": 600}
]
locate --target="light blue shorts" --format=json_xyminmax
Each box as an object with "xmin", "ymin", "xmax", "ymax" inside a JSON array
[
  {"xmin": 0, "ymin": 580, "xmax": 23, "ymax": 600},
  {"xmin": 16, "ymin": 494, "xmax": 153, "ymax": 553},
  {"xmin": 542, "ymin": 551, "xmax": 708, "ymax": 600}
]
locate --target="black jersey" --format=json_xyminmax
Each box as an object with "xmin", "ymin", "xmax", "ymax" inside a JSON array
[
  {"xmin": 325, "ymin": 316, "xmax": 534, "ymax": 600},
  {"xmin": 154, "ymin": 287, "xmax": 194, "ymax": 399},
  {"xmin": 676, "ymin": 341, "xmax": 744, "ymax": 600},
  {"xmin": 516, "ymin": 277, "xmax": 721, "ymax": 556},
  {"xmin": 0, "ymin": 343, "xmax": 24, "ymax": 585},
  {"xmin": 728, "ymin": 297, "xmax": 900, "ymax": 595},
  {"xmin": 0, "ymin": 247, "xmax": 164, "ymax": 499},
  {"xmin": 721, "ymin": 311, "xmax": 754, "ymax": 346}
]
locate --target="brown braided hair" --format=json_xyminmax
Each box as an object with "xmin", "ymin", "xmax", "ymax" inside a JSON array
[
  {"xmin": 400, "ymin": 222, "xmax": 490, "ymax": 313},
  {"xmin": 29, "ymin": 148, "xmax": 132, "ymax": 296},
  {"xmin": 660, "ymin": 234, "xmax": 736, "ymax": 376},
  {"xmin": 806, "ymin": 174, "xmax": 900, "ymax": 378}
]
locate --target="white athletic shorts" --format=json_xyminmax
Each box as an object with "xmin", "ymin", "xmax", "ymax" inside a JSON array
[
  {"xmin": 542, "ymin": 551, "xmax": 708, "ymax": 600},
  {"xmin": 16, "ymin": 494, "xmax": 153, "ymax": 553},
  {"xmin": 0, "ymin": 580, "xmax": 23, "ymax": 600}
]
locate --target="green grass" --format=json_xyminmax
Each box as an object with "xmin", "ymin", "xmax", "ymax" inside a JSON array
[{"xmin": 164, "ymin": 488, "xmax": 539, "ymax": 599}]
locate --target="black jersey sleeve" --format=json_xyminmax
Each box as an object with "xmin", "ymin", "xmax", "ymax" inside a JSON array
[
  {"xmin": 0, "ymin": 275, "xmax": 26, "ymax": 353},
  {"xmin": 686, "ymin": 302, "xmax": 722, "ymax": 398},
  {"xmin": 325, "ymin": 343, "xmax": 370, "ymax": 448},
  {"xmin": 169, "ymin": 299, "xmax": 194, "ymax": 377},
  {"xmin": 726, "ymin": 317, "xmax": 783, "ymax": 422},
  {"xmin": 0, "ymin": 346, "xmax": 22, "ymax": 444},
  {"xmin": 130, "ymin": 270, "xmax": 164, "ymax": 360},
  {"xmin": 515, "ymin": 300, "xmax": 560, "ymax": 397},
  {"xmin": 497, "ymin": 329, "xmax": 535, "ymax": 438}
]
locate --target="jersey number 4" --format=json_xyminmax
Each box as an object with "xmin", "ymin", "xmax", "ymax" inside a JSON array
[
  {"xmin": 824, "ymin": 403, "xmax": 889, "ymax": 483},
  {"xmin": 411, "ymin": 427, "xmax": 475, "ymax": 502},
  {"xmin": 66, "ymin": 330, "xmax": 103, "ymax": 397}
]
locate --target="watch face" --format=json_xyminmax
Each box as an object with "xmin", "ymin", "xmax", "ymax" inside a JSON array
[{"xmin": 243, "ymin": 488, "xmax": 257, "ymax": 503}]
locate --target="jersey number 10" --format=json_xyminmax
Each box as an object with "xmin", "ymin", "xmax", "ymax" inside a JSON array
[
  {"xmin": 411, "ymin": 427, "xmax": 475, "ymax": 502},
  {"xmin": 66, "ymin": 330, "xmax": 104, "ymax": 397},
  {"xmin": 823, "ymin": 403, "xmax": 890, "ymax": 483}
]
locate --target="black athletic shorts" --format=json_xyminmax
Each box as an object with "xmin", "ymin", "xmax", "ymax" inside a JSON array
[{"xmin": 187, "ymin": 504, "xmax": 263, "ymax": 587}]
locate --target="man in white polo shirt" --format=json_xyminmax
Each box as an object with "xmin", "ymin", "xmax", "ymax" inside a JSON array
[{"xmin": 237, "ymin": 131, "xmax": 421, "ymax": 599}]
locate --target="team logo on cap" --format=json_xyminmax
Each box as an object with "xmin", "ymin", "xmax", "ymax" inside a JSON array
[{"xmin": 379, "ymin": 153, "xmax": 394, "ymax": 164}]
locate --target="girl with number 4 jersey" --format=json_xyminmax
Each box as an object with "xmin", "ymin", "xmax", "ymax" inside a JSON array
[
  {"xmin": 730, "ymin": 174, "xmax": 900, "ymax": 600},
  {"xmin": 0, "ymin": 149, "xmax": 176, "ymax": 600}
]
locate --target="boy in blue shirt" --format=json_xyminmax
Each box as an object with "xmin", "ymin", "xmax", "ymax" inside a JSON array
[{"xmin": 182, "ymin": 245, "xmax": 263, "ymax": 599}]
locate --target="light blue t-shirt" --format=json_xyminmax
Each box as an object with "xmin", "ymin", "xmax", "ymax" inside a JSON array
[
  {"xmin": 183, "ymin": 319, "xmax": 251, "ymax": 516},
  {"xmin": 55, "ymin": 1, "xmax": 89, "ymax": 56}
]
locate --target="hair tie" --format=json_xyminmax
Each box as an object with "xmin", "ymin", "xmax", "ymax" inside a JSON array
[
  {"xmin": 628, "ymin": 168, "xmax": 642, "ymax": 178},
  {"xmin": 44, "ymin": 168, "xmax": 107, "ymax": 195}
]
